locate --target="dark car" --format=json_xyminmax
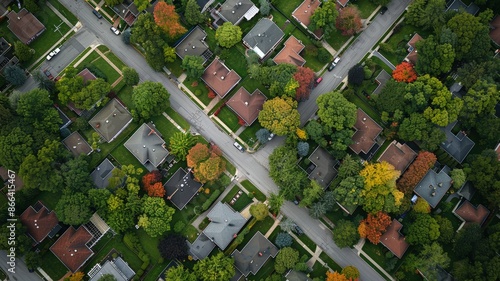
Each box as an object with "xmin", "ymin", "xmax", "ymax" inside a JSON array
[
  {"xmin": 44, "ymin": 69, "xmax": 54, "ymax": 80},
  {"xmin": 93, "ymin": 9, "xmax": 103, "ymax": 19},
  {"xmin": 380, "ymin": 6, "xmax": 388, "ymax": 14},
  {"xmin": 328, "ymin": 57, "xmax": 341, "ymax": 71},
  {"xmin": 294, "ymin": 224, "xmax": 304, "ymax": 235}
]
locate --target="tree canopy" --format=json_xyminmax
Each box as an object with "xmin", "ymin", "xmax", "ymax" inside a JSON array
[
  {"xmin": 317, "ymin": 91, "xmax": 357, "ymax": 131},
  {"xmin": 153, "ymin": 1, "xmax": 186, "ymax": 38},
  {"xmin": 415, "ymin": 35, "xmax": 455, "ymax": 76},
  {"xmin": 193, "ymin": 252, "xmax": 235, "ymax": 281},
  {"xmin": 258, "ymin": 97, "xmax": 300, "ymax": 136},
  {"xmin": 446, "ymin": 12, "xmax": 491, "ymax": 61},
  {"xmin": 359, "ymin": 162, "xmax": 403, "ymax": 214},
  {"xmin": 55, "ymin": 192, "xmax": 92, "ymax": 225},
  {"xmin": 309, "ymin": 0, "xmax": 339, "ymax": 39},
  {"xmin": 215, "ymin": 22, "xmax": 242, "ymax": 48},
  {"xmin": 132, "ymin": 81, "xmax": 170, "ymax": 120},
  {"xmin": 182, "ymin": 55, "xmax": 205, "ymax": 80},
  {"xmin": 336, "ymin": 6, "xmax": 362, "ymax": 36},
  {"xmin": 333, "ymin": 219, "xmax": 360, "ymax": 248},
  {"xmin": 407, "ymin": 214, "xmax": 440, "ymax": 246},
  {"xmin": 464, "ymin": 150, "xmax": 500, "ymax": 206}
]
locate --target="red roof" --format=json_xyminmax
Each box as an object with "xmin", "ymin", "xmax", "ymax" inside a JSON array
[
  {"xmin": 273, "ymin": 36, "xmax": 306, "ymax": 67},
  {"xmin": 350, "ymin": 108, "xmax": 383, "ymax": 154},
  {"xmin": 454, "ymin": 200, "xmax": 490, "ymax": 226},
  {"xmin": 77, "ymin": 68, "xmax": 97, "ymax": 84},
  {"xmin": 20, "ymin": 201, "xmax": 59, "ymax": 243},
  {"xmin": 379, "ymin": 219, "xmax": 409, "ymax": 259},
  {"xmin": 201, "ymin": 58, "xmax": 241, "ymax": 98},
  {"xmin": 7, "ymin": 9, "xmax": 45, "ymax": 45},
  {"xmin": 405, "ymin": 33, "xmax": 423, "ymax": 65},
  {"xmin": 292, "ymin": 0, "xmax": 321, "ymax": 27},
  {"xmin": 490, "ymin": 15, "xmax": 500, "ymax": 46},
  {"xmin": 378, "ymin": 141, "xmax": 417, "ymax": 173},
  {"xmin": 495, "ymin": 143, "xmax": 500, "ymax": 161},
  {"xmin": 226, "ymin": 87, "xmax": 267, "ymax": 125},
  {"xmin": 50, "ymin": 226, "xmax": 94, "ymax": 272}
]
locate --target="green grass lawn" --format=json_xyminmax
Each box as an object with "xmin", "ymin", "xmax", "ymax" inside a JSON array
[
  {"xmin": 248, "ymin": 257, "xmax": 276, "ymax": 280},
  {"xmin": 165, "ymin": 107, "xmax": 190, "ymax": 131},
  {"xmin": 110, "ymin": 145, "xmax": 146, "ymax": 170},
  {"xmin": 165, "ymin": 57, "xmax": 184, "ymax": 77},
  {"xmin": 220, "ymin": 46, "xmax": 247, "ymax": 77},
  {"xmin": 239, "ymin": 77, "xmax": 270, "ymax": 96},
  {"xmin": 360, "ymin": 254, "xmax": 392, "ymax": 281},
  {"xmin": 273, "ymin": 0, "xmax": 304, "ymax": 16},
  {"xmin": 325, "ymin": 28, "xmax": 351, "ymax": 51},
  {"xmin": 39, "ymin": 250, "xmax": 68, "ymax": 280},
  {"xmin": 236, "ymin": 216, "xmax": 275, "ymax": 251},
  {"xmin": 48, "ymin": 0, "xmax": 78, "ymax": 25},
  {"xmin": 240, "ymin": 180, "xmax": 266, "ymax": 201},
  {"xmin": 184, "ymin": 77, "xmax": 212, "ymax": 106},
  {"xmin": 221, "ymin": 185, "xmax": 253, "ymax": 212},
  {"xmin": 238, "ymin": 122, "xmax": 263, "ymax": 146},
  {"xmin": 104, "ymin": 51, "xmax": 127, "ymax": 70},
  {"xmin": 75, "ymin": 50, "xmax": 101, "ymax": 68},
  {"xmin": 88, "ymin": 56, "xmax": 121, "ymax": 84},
  {"xmin": 116, "ymin": 84, "xmax": 134, "ymax": 109},
  {"xmin": 292, "ymin": 239, "xmax": 312, "ymax": 260},
  {"xmin": 297, "ymin": 233, "xmax": 317, "ymax": 253},
  {"xmin": 143, "ymin": 261, "xmax": 169, "ymax": 281},
  {"xmin": 217, "ymin": 107, "xmax": 241, "ymax": 132},
  {"xmin": 223, "ymin": 157, "xmax": 236, "ymax": 175},
  {"xmin": 319, "ymin": 252, "xmax": 343, "ymax": 272},
  {"xmin": 372, "ymin": 139, "xmax": 391, "ymax": 160},
  {"xmin": 352, "ymin": 0, "xmax": 379, "ymax": 19},
  {"xmin": 136, "ymin": 228, "xmax": 161, "ymax": 261},
  {"xmin": 149, "ymin": 114, "xmax": 182, "ymax": 146},
  {"xmin": 345, "ymin": 88, "xmax": 383, "ymax": 124},
  {"xmin": 291, "ymin": 29, "xmax": 330, "ymax": 72},
  {"xmin": 370, "ymin": 56, "xmax": 394, "ymax": 74},
  {"xmin": 271, "ymin": 9, "xmax": 296, "ymax": 35},
  {"xmin": 311, "ymin": 261, "xmax": 330, "ymax": 279},
  {"xmin": 362, "ymin": 242, "xmax": 389, "ymax": 267}
]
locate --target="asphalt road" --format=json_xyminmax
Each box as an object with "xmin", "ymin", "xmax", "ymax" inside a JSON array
[
  {"xmin": 36, "ymin": 0, "xmax": 411, "ymax": 280},
  {"xmin": 0, "ymin": 250, "xmax": 43, "ymax": 281}
]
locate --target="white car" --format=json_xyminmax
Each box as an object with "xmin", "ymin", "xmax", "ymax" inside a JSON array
[
  {"xmin": 46, "ymin": 48, "xmax": 61, "ymax": 61},
  {"xmin": 233, "ymin": 142, "xmax": 245, "ymax": 152},
  {"xmin": 110, "ymin": 26, "xmax": 120, "ymax": 35},
  {"xmin": 268, "ymin": 133, "xmax": 275, "ymax": 141}
]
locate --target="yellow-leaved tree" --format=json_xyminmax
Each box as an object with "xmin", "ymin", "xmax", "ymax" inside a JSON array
[{"xmin": 258, "ymin": 97, "xmax": 300, "ymax": 136}]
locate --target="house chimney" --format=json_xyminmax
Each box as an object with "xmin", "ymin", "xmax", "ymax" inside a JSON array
[
  {"xmin": 362, "ymin": 117, "xmax": 366, "ymax": 121},
  {"xmin": 184, "ymin": 48, "xmax": 188, "ymax": 52},
  {"xmin": 232, "ymin": 10, "xmax": 235, "ymax": 13},
  {"xmin": 213, "ymin": 71, "xmax": 217, "ymax": 75},
  {"xmin": 238, "ymin": 2, "xmax": 242, "ymax": 5}
]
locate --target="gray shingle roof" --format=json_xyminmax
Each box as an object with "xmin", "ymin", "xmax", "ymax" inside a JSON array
[
  {"xmin": 218, "ymin": 0, "xmax": 258, "ymax": 25},
  {"xmin": 188, "ymin": 233, "xmax": 216, "ymax": 260},
  {"xmin": 90, "ymin": 158, "xmax": 117, "ymax": 189},
  {"xmin": 89, "ymin": 257, "xmax": 135, "ymax": 281},
  {"xmin": 124, "ymin": 123, "xmax": 169, "ymax": 168},
  {"xmin": 440, "ymin": 121, "xmax": 475, "ymax": 164},
  {"xmin": 175, "ymin": 26, "xmax": 210, "ymax": 61},
  {"xmin": 232, "ymin": 232, "xmax": 278, "ymax": 276},
  {"xmin": 204, "ymin": 202, "xmax": 247, "ymax": 250},
  {"xmin": 413, "ymin": 166, "xmax": 452, "ymax": 208},
  {"xmin": 164, "ymin": 168, "xmax": 202, "ymax": 210},
  {"xmin": 243, "ymin": 18, "xmax": 284, "ymax": 58},
  {"xmin": 89, "ymin": 99, "xmax": 133, "ymax": 142}
]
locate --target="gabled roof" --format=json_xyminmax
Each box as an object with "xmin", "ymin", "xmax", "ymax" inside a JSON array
[
  {"xmin": 7, "ymin": 9, "xmax": 45, "ymax": 45},
  {"xmin": 377, "ymin": 140, "xmax": 417, "ymax": 173},
  {"xmin": 350, "ymin": 108, "xmax": 383, "ymax": 154},
  {"xmin": 175, "ymin": 26, "xmax": 210, "ymax": 61},
  {"xmin": 90, "ymin": 158, "xmax": 117, "ymax": 189},
  {"xmin": 226, "ymin": 87, "xmax": 267, "ymax": 125},
  {"xmin": 285, "ymin": 270, "xmax": 310, "ymax": 281},
  {"xmin": 440, "ymin": 121, "xmax": 475, "ymax": 163},
  {"xmin": 124, "ymin": 123, "xmax": 169, "ymax": 170},
  {"xmin": 292, "ymin": 0, "xmax": 321, "ymax": 27},
  {"xmin": 372, "ymin": 69, "xmax": 391, "ymax": 95},
  {"xmin": 337, "ymin": 0, "xmax": 349, "ymax": 7},
  {"xmin": 273, "ymin": 36, "xmax": 306, "ymax": 67},
  {"xmin": 89, "ymin": 257, "xmax": 135, "ymax": 281},
  {"xmin": 203, "ymin": 202, "xmax": 247, "ymax": 250},
  {"xmin": 232, "ymin": 231, "xmax": 279, "ymax": 276},
  {"xmin": 454, "ymin": 200, "xmax": 490, "ymax": 227},
  {"xmin": 201, "ymin": 58, "xmax": 241, "ymax": 98},
  {"xmin": 89, "ymin": 99, "xmax": 134, "ymax": 142},
  {"xmin": 217, "ymin": 0, "xmax": 259, "ymax": 25},
  {"xmin": 20, "ymin": 201, "xmax": 59, "ymax": 244},
  {"xmin": 78, "ymin": 68, "xmax": 97, "ymax": 84},
  {"xmin": 62, "ymin": 131, "xmax": 93, "ymax": 157},
  {"xmin": 413, "ymin": 166, "xmax": 452, "ymax": 208},
  {"xmin": 188, "ymin": 233, "xmax": 216, "ymax": 260},
  {"xmin": 242, "ymin": 18, "xmax": 285, "ymax": 59},
  {"xmin": 164, "ymin": 168, "xmax": 202, "ymax": 210},
  {"xmin": 490, "ymin": 16, "xmax": 500, "ymax": 46},
  {"xmin": 446, "ymin": 0, "xmax": 479, "ymax": 15},
  {"xmin": 457, "ymin": 181, "xmax": 475, "ymax": 201},
  {"xmin": 379, "ymin": 219, "xmax": 409, "ymax": 259},
  {"xmin": 307, "ymin": 146, "xmax": 339, "ymax": 189},
  {"xmin": 50, "ymin": 226, "xmax": 94, "ymax": 272},
  {"xmin": 405, "ymin": 33, "xmax": 422, "ymax": 65}
]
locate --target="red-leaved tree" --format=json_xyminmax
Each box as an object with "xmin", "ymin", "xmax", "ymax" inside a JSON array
[
  {"xmin": 142, "ymin": 170, "xmax": 164, "ymax": 197},
  {"xmin": 397, "ymin": 151, "xmax": 437, "ymax": 194},
  {"xmin": 392, "ymin": 62, "xmax": 417, "ymax": 83},
  {"xmin": 153, "ymin": 2, "xmax": 187, "ymax": 38},
  {"xmin": 293, "ymin": 66, "xmax": 315, "ymax": 101},
  {"xmin": 148, "ymin": 182, "xmax": 166, "ymax": 197},
  {"xmin": 358, "ymin": 211, "xmax": 392, "ymax": 244},
  {"xmin": 336, "ymin": 7, "xmax": 363, "ymax": 36}
]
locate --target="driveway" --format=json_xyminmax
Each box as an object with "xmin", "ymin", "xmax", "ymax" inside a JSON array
[{"xmin": 0, "ymin": 251, "xmax": 43, "ymax": 281}]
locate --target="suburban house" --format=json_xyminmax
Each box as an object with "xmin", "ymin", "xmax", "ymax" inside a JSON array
[
  {"xmin": 285, "ymin": 270, "xmax": 310, "ymax": 281},
  {"xmin": 67, "ymin": 68, "xmax": 99, "ymax": 116},
  {"xmin": 404, "ymin": 33, "xmax": 423, "ymax": 65},
  {"xmin": 124, "ymin": 123, "xmax": 170, "ymax": 171},
  {"xmin": 90, "ymin": 158, "xmax": 118, "ymax": 189},
  {"xmin": 231, "ymin": 232, "xmax": 279, "ymax": 278},
  {"xmin": 50, "ymin": 226, "xmax": 95, "ymax": 272},
  {"xmin": 372, "ymin": 69, "xmax": 391, "ymax": 95},
  {"xmin": 89, "ymin": 99, "xmax": 134, "ymax": 143},
  {"xmin": 306, "ymin": 146, "xmax": 339, "ymax": 189},
  {"xmin": 440, "ymin": 121, "xmax": 475, "ymax": 163},
  {"xmin": 292, "ymin": 0, "xmax": 322, "ymax": 39},
  {"xmin": 189, "ymin": 202, "xmax": 247, "ymax": 259},
  {"xmin": 413, "ymin": 166, "xmax": 452, "ymax": 209},
  {"xmin": 20, "ymin": 201, "xmax": 61, "ymax": 244},
  {"xmin": 226, "ymin": 87, "xmax": 267, "ymax": 125},
  {"xmin": 242, "ymin": 18, "xmax": 285, "ymax": 59},
  {"xmin": 349, "ymin": 108, "xmax": 383, "ymax": 159},
  {"xmin": 490, "ymin": 15, "xmax": 500, "ymax": 46},
  {"xmin": 88, "ymin": 257, "xmax": 135, "ymax": 281},
  {"xmin": 113, "ymin": 0, "xmax": 158, "ymax": 26},
  {"xmin": 55, "ymin": 106, "xmax": 72, "ymax": 130},
  {"xmin": 273, "ymin": 35, "xmax": 306, "ymax": 66},
  {"xmin": 0, "ymin": 37, "xmax": 19, "ymax": 75},
  {"xmin": 201, "ymin": 58, "xmax": 241, "ymax": 98},
  {"xmin": 7, "ymin": 9, "xmax": 45, "ymax": 45},
  {"xmin": 445, "ymin": 0, "xmax": 479, "ymax": 15},
  {"xmin": 379, "ymin": 219, "xmax": 409, "ymax": 259},
  {"xmin": 337, "ymin": 0, "xmax": 350, "ymax": 8},
  {"xmin": 457, "ymin": 181, "xmax": 475, "ymax": 201},
  {"xmin": 164, "ymin": 168, "xmax": 202, "ymax": 210},
  {"xmin": 175, "ymin": 26, "xmax": 212, "ymax": 63},
  {"xmin": 62, "ymin": 131, "xmax": 93, "ymax": 157},
  {"xmin": 212, "ymin": 0, "xmax": 259, "ymax": 26},
  {"xmin": 377, "ymin": 140, "xmax": 417, "ymax": 173},
  {"xmin": 453, "ymin": 199, "xmax": 490, "ymax": 231}
]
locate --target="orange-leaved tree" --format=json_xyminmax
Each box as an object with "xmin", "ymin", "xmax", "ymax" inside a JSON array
[
  {"xmin": 186, "ymin": 143, "xmax": 210, "ymax": 168},
  {"xmin": 148, "ymin": 182, "xmax": 166, "ymax": 197},
  {"xmin": 358, "ymin": 211, "xmax": 392, "ymax": 244},
  {"xmin": 153, "ymin": 1, "xmax": 187, "ymax": 38},
  {"xmin": 68, "ymin": 272, "xmax": 85, "ymax": 281},
  {"xmin": 293, "ymin": 66, "xmax": 315, "ymax": 101},
  {"xmin": 142, "ymin": 170, "xmax": 163, "ymax": 197},
  {"xmin": 335, "ymin": 6, "xmax": 362, "ymax": 36},
  {"xmin": 326, "ymin": 271, "xmax": 349, "ymax": 281},
  {"xmin": 392, "ymin": 62, "xmax": 417, "ymax": 83},
  {"xmin": 186, "ymin": 143, "xmax": 225, "ymax": 183},
  {"xmin": 397, "ymin": 151, "xmax": 437, "ymax": 194}
]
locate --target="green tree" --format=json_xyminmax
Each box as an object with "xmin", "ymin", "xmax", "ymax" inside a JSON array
[
  {"xmin": 138, "ymin": 196, "xmax": 175, "ymax": 237},
  {"xmin": 269, "ymin": 145, "xmax": 308, "ymax": 199},
  {"xmin": 435, "ymin": 215, "xmax": 454, "ymax": 244},
  {"xmin": 55, "ymin": 192, "xmax": 92, "ymax": 225},
  {"xmin": 420, "ymin": 0, "xmax": 446, "ymax": 30},
  {"xmin": 169, "ymin": 132, "xmax": 196, "ymax": 159},
  {"xmin": 182, "ymin": 55, "xmax": 205, "ymax": 79},
  {"xmin": 332, "ymin": 175, "xmax": 365, "ymax": 208},
  {"xmin": 0, "ymin": 127, "xmax": 33, "ymax": 170},
  {"xmin": 0, "ymin": 222, "xmax": 32, "ymax": 255},
  {"xmin": 447, "ymin": 12, "xmax": 491, "ymax": 61},
  {"xmin": 134, "ymin": 0, "xmax": 150, "ymax": 11},
  {"xmin": 464, "ymin": 150, "xmax": 500, "ymax": 206},
  {"xmin": 412, "ymin": 197, "xmax": 430, "ymax": 214},
  {"xmin": 300, "ymin": 180, "xmax": 323, "ymax": 207},
  {"xmin": 415, "ymin": 35, "xmax": 455, "ymax": 76},
  {"xmin": 33, "ymin": 71, "xmax": 56, "ymax": 93},
  {"xmin": 268, "ymin": 192, "xmax": 284, "ymax": 214},
  {"xmin": 342, "ymin": 266, "xmax": 360, "ymax": 280},
  {"xmin": 132, "ymin": 81, "xmax": 170, "ymax": 120},
  {"xmin": 3, "ymin": 65, "xmax": 26, "ymax": 86},
  {"xmin": 398, "ymin": 113, "xmax": 445, "ymax": 151},
  {"xmin": 250, "ymin": 202, "xmax": 268, "ymax": 221},
  {"xmin": 332, "ymin": 220, "xmax": 359, "ymax": 248},
  {"xmin": 131, "ymin": 13, "xmax": 166, "ymax": 70},
  {"xmin": 164, "ymin": 46, "xmax": 176, "ymax": 63},
  {"xmin": 348, "ymin": 64, "xmax": 364, "ymax": 86},
  {"xmin": 459, "ymin": 80, "xmax": 499, "ymax": 129},
  {"xmin": 317, "ymin": 91, "xmax": 357, "ymax": 131},
  {"xmin": 17, "ymin": 88, "xmax": 60, "ymax": 134},
  {"xmin": 73, "ymin": 78, "xmax": 110, "ymax": 110},
  {"xmin": 259, "ymin": 0, "xmax": 270, "ymax": 16},
  {"xmin": 258, "ymin": 97, "xmax": 300, "ymax": 136},
  {"xmin": 275, "ymin": 232, "xmax": 293, "ymax": 248},
  {"xmin": 275, "ymin": 247, "xmax": 299, "ymax": 274},
  {"xmin": 194, "ymin": 252, "xmax": 235, "ymax": 281},
  {"xmin": 61, "ymin": 156, "xmax": 92, "ymax": 194},
  {"xmin": 185, "ymin": 0, "xmax": 205, "ymax": 25},
  {"xmin": 309, "ymin": 201, "xmax": 327, "ymax": 219},
  {"xmin": 24, "ymin": 0, "xmax": 39, "ymax": 12},
  {"xmin": 359, "ymin": 162, "xmax": 403, "ymax": 214},
  {"xmin": 404, "ymin": 242, "xmax": 450, "ymax": 281},
  {"xmin": 165, "ymin": 265, "xmax": 197, "ymax": 281},
  {"xmin": 450, "ymin": 168, "xmax": 466, "ymax": 189},
  {"xmin": 88, "ymin": 188, "xmax": 111, "ymax": 216},
  {"xmin": 24, "ymin": 251, "xmax": 41, "ymax": 270},
  {"xmin": 406, "ymin": 214, "xmax": 440, "ymax": 246},
  {"xmin": 122, "ymin": 67, "xmax": 140, "ymax": 86},
  {"xmin": 338, "ymin": 155, "xmax": 362, "ymax": 179},
  {"xmin": 309, "ymin": 0, "xmax": 339, "ymax": 39},
  {"xmin": 215, "ymin": 22, "xmax": 242, "ymax": 48},
  {"xmin": 56, "ymin": 68, "xmax": 84, "ymax": 105},
  {"xmin": 14, "ymin": 41, "xmax": 33, "ymax": 62}
]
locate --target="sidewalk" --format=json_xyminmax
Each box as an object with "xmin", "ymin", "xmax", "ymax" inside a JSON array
[
  {"xmin": 37, "ymin": 267, "xmax": 53, "ymax": 281},
  {"xmin": 94, "ymin": 48, "xmax": 123, "ymax": 75},
  {"xmin": 73, "ymin": 45, "xmax": 98, "ymax": 67},
  {"xmin": 162, "ymin": 112, "xmax": 187, "ymax": 133},
  {"xmin": 210, "ymin": 115, "xmax": 248, "ymax": 148},
  {"xmin": 354, "ymin": 238, "xmax": 395, "ymax": 281},
  {"xmin": 46, "ymin": 1, "xmax": 74, "ymax": 28}
]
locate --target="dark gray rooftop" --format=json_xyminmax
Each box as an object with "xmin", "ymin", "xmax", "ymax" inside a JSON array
[
  {"xmin": 124, "ymin": 123, "xmax": 169, "ymax": 170},
  {"xmin": 62, "ymin": 131, "xmax": 93, "ymax": 157},
  {"xmin": 89, "ymin": 99, "xmax": 133, "ymax": 143},
  {"xmin": 285, "ymin": 270, "xmax": 310, "ymax": 281},
  {"xmin": 457, "ymin": 181, "xmax": 475, "ymax": 201},
  {"xmin": 188, "ymin": 233, "xmax": 216, "ymax": 260},
  {"xmin": 372, "ymin": 69, "xmax": 391, "ymax": 95},
  {"xmin": 175, "ymin": 26, "xmax": 210, "ymax": 61},
  {"xmin": 90, "ymin": 158, "xmax": 117, "ymax": 189},
  {"xmin": 204, "ymin": 202, "xmax": 247, "ymax": 250},
  {"xmin": 440, "ymin": 121, "xmax": 475, "ymax": 163},
  {"xmin": 218, "ymin": 0, "xmax": 259, "ymax": 25},
  {"xmin": 413, "ymin": 166, "xmax": 452, "ymax": 208},
  {"xmin": 307, "ymin": 146, "xmax": 339, "ymax": 189},
  {"xmin": 164, "ymin": 168, "xmax": 202, "ymax": 210},
  {"xmin": 232, "ymin": 231, "xmax": 278, "ymax": 277},
  {"xmin": 89, "ymin": 257, "xmax": 135, "ymax": 281},
  {"xmin": 243, "ymin": 18, "xmax": 285, "ymax": 58},
  {"xmin": 55, "ymin": 106, "xmax": 71, "ymax": 129},
  {"xmin": 446, "ymin": 0, "xmax": 479, "ymax": 15}
]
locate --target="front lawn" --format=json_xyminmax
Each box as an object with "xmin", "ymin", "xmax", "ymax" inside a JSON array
[
  {"xmin": 149, "ymin": 114, "xmax": 182, "ymax": 146},
  {"xmin": 184, "ymin": 77, "xmax": 212, "ymax": 106},
  {"xmin": 319, "ymin": 252, "xmax": 343, "ymax": 272},
  {"xmin": 217, "ymin": 107, "xmax": 241, "ymax": 132},
  {"xmin": 325, "ymin": 28, "xmax": 351, "ymax": 51},
  {"xmin": 136, "ymin": 228, "xmax": 161, "ymax": 261},
  {"xmin": 116, "ymin": 83, "xmax": 134, "ymax": 110},
  {"xmin": 39, "ymin": 250, "xmax": 68, "ymax": 280},
  {"xmin": 238, "ymin": 122, "xmax": 263, "ymax": 146},
  {"xmin": 165, "ymin": 107, "xmax": 190, "ymax": 131},
  {"xmin": 297, "ymin": 233, "xmax": 317, "ymax": 253},
  {"xmin": 291, "ymin": 29, "xmax": 330, "ymax": 72},
  {"xmin": 240, "ymin": 180, "xmax": 266, "ymax": 201},
  {"xmin": 311, "ymin": 261, "xmax": 330, "ymax": 279},
  {"xmin": 47, "ymin": 0, "xmax": 78, "ymax": 25},
  {"xmin": 273, "ymin": 0, "xmax": 304, "ymax": 16},
  {"xmin": 165, "ymin": 57, "xmax": 184, "ymax": 77},
  {"xmin": 221, "ymin": 185, "xmax": 253, "ymax": 212},
  {"xmin": 236, "ymin": 216, "xmax": 275, "ymax": 251},
  {"xmin": 84, "ymin": 56, "xmax": 121, "ymax": 84},
  {"xmin": 103, "ymin": 51, "xmax": 127, "ymax": 70},
  {"xmin": 352, "ymin": 0, "xmax": 379, "ymax": 19}
]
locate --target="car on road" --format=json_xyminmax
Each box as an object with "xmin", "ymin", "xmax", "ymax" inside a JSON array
[
  {"xmin": 233, "ymin": 142, "xmax": 245, "ymax": 152},
  {"xmin": 46, "ymin": 47, "xmax": 60, "ymax": 61},
  {"xmin": 314, "ymin": 77, "xmax": 323, "ymax": 87},
  {"xmin": 43, "ymin": 69, "xmax": 54, "ymax": 80},
  {"xmin": 380, "ymin": 6, "xmax": 388, "ymax": 14},
  {"xmin": 294, "ymin": 224, "xmax": 304, "ymax": 235},
  {"xmin": 110, "ymin": 26, "xmax": 120, "ymax": 35},
  {"xmin": 268, "ymin": 133, "xmax": 275, "ymax": 141},
  {"xmin": 93, "ymin": 9, "xmax": 103, "ymax": 19},
  {"xmin": 328, "ymin": 57, "xmax": 341, "ymax": 71}
]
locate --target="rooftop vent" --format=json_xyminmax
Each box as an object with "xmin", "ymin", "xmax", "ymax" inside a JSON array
[
  {"xmin": 221, "ymin": 76, "xmax": 225, "ymax": 80},
  {"xmin": 192, "ymin": 46, "xmax": 196, "ymax": 49},
  {"xmin": 244, "ymin": 101, "xmax": 248, "ymax": 106}
]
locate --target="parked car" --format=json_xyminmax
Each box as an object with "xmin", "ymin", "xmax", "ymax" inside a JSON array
[
  {"xmin": 294, "ymin": 224, "xmax": 304, "ymax": 235},
  {"xmin": 268, "ymin": 133, "xmax": 275, "ymax": 141},
  {"xmin": 110, "ymin": 26, "xmax": 120, "ymax": 35},
  {"xmin": 314, "ymin": 77, "xmax": 323, "ymax": 86},
  {"xmin": 43, "ymin": 69, "xmax": 53, "ymax": 80},
  {"xmin": 233, "ymin": 142, "xmax": 245, "ymax": 152},
  {"xmin": 380, "ymin": 6, "xmax": 388, "ymax": 14},
  {"xmin": 46, "ymin": 47, "xmax": 60, "ymax": 61},
  {"xmin": 328, "ymin": 57, "xmax": 341, "ymax": 71},
  {"xmin": 92, "ymin": 9, "xmax": 103, "ymax": 19}
]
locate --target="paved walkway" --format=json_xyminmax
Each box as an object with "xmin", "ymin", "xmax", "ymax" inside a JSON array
[
  {"xmin": 264, "ymin": 214, "xmax": 282, "ymax": 238},
  {"xmin": 321, "ymin": 41, "xmax": 337, "ymax": 57},
  {"xmin": 73, "ymin": 45, "xmax": 98, "ymax": 67},
  {"xmin": 210, "ymin": 115, "xmax": 248, "ymax": 148},
  {"xmin": 37, "ymin": 267, "xmax": 53, "ymax": 281},
  {"xmin": 179, "ymin": 83, "xmax": 206, "ymax": 109},
  {"xmin": 94, "ymin": 48, "xmax": 123, "ymax": 75},
  {"xmin": 288, "ymin": 231, "xmax": 331, "ymax": 271},
  {"xmin": 204, "ymin": 96, "xmax": 220, "ymax": 114},
  {"xmin": 46, "ymin": 1, "xmax": 74, "ymax": 28},
  {"xmin": 353, "ymin": 238, "xmax": 395, "ymax": 281},
  {"xmin": 371, "ymin": 50, "xmax": 396, "ymax": 70}
]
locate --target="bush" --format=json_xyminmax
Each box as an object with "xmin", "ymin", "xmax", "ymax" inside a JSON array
[
  {"xmin": 195, "ymin": 89, "xmax": 202, "ymax": 96},
  {"xmin": 194, "ymin": 205, "xmax": 203, "ymax": 215},
  {"xmin": 111, "ymin": 252, "xmax": 118, "ymax": 259},
  {"xmin": 73, "ymin": 117, "xmax": 89, "ymax": 131},
  {"xmin": 305, "ymin": 45, "xmax": 318, "ymax": 56},
  {"xmin": 248, "ymin": 192, "xmax": 254, "ymax": 199},
  {"xmin": 348, "ymin": 64, "xmax": 364, "ymax": 86},
  {"xmin": 136, "ymin": 269, "xmax": 144, "ymax": 276},
  {"xmin": 202, "ymin": 189, "xmax": 221, "ymax": 211},
  {"xmin": 158, "ymin": 257, "xmax": 164, "ymax": 264},
  {"xmin": 385, "ymin": 251, "xmax": 394, "ymax": 259},
  {"xmin": 317, "ymin": 48, "xmax": 331, "ymax": 63},
  {"xmin": 303, "ymin": 158, "xmax": 310, "ymax": 165},
  {"xmin": 363, "ymin": 67, "xmax": 373, "ymax": 79},
  {"xmin": 141, "ymin": 259, "xmax": 150, "ymax": 270},
  {"xmin": 141, "ymin": 254, "xmax": 150, "ymax": 263},
  {"xmin": 123, "ymin": 232, "xmax": 142, "ymax": 253},
  {"xmin": 275, "ymin": 232, "xmax": 293, "ymax": 248},
  {"xmin": 174, "ymin": 221, "xmax": 186, "ymax": 233},
  {"xmin": 122, "ymin": 29, "xmax": 131, "ymax": 44},
  {"xmin": 297, "ymin": 142, "xmax": 309, "ymax": 157}
]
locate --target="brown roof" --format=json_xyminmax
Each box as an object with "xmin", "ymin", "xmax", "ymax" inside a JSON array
[
  {"xmin": 292, "ymin": 0, "xmax": 321, "ymax": 27},
  {"xmin": 378, "ymin": 140, "xmax": 417, "ymax": 173},
  {"xmin": 405, "ymin": 33, "xmax": 423, "ymax": 65},
  {"xmin": 50, "ymin": 226, "xmax": 94, "ymax": 272},
  {"xmin": 7, "ymin": 9, "xmax": 45, "ymax": 45},
  {"xmin": 454, "ymin": 200, "xmax": 490, "ymax": 226},
  {"xmin": 77, "ymin": 68, "xmax": 97, "ymax": 84},
  {"xmin": 495, "ymin": 143, "xmax": 500, "ymax": 161},
  {"xmin": 337, "ymin": 0, "xmax": 349, "ymax": 7},
  {"xmin": 273, "ymin": 36, "xmax": 306, "ymax": 67},
  {"xmin": 201, "ymin": 58, "xmax": 241, "ymax": 98},
  {"xmin": 62, "ymin": 131, "xmax": 93, "ymax": 157},
  {"xmin": 350, "ymin": 108, "xmax": 382, "ymax": 154},
  {"xmin": 226, "ymin": 87, "xmax": 267, "ymax": 125},
  {"xmin": 20, "ymin": 201, "xmax": 59, "ymax": 243},
  {"xmin": 380, "ymin": 219, "xmax": 409, "ymax": 259},
  {"xmin": 492, "ymin": 16, "xmax": 500, "ymax": 46}
]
